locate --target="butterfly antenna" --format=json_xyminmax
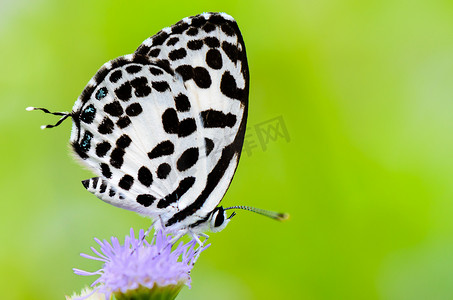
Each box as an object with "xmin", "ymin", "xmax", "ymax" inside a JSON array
[
  {"xmin": 224, "ymin": 206, "xmax": 289, "ymax": 221},
  {"xmin": 26, "ymin": 107, "xmax": 72, "ymax": 129}
]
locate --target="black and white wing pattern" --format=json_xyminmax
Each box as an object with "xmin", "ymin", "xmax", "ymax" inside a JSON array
[{"xmin": 70, "ymin": 12, "xmax": 249, "ymax": 233}]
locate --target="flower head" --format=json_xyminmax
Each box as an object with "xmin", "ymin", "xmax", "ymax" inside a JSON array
[{"xmin": 73, "ymin": 228, "xmax": 209, "ymax": 300}]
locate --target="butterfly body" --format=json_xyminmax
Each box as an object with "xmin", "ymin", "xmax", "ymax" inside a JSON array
[{"xmin": 69, "ymin": 12, "xmax": 249, "ymax": 235}]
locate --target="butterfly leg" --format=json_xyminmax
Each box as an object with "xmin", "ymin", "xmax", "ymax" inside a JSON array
[
  {"xmin": 143, "ymin": 219, "xmax": 157, "ymax": 242},
  {"xmin": 198, "ymin": 232, "xmax": 209, "ymax": 244},
  {"xmin": 131, "ymin": 220, "xmax": 157, "ymax": 254},
  {"xmin": 147, "ymin": 230, "xmax": 186, "ymax": 260},
  {"xmin": 141, "ymin": 226, "xmax": 185, "ymax": 258},
  {"xmin": 190, "ymin": 231, "xmax": 204, "ymax": 247},
  {"xmin": 189, "ymin": 231, "xmax": 209, "ymax": 265},
  {"xmin": 168, "ymin": 231, "xmax": 186, "ymax": 245}
]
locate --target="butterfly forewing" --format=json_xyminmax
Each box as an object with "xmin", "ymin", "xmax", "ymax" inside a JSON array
[{"xmin": 70, "ymin": 12, "xmax": 249, "ymax": 232}]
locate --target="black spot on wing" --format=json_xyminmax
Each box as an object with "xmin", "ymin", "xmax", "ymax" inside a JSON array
[
  {"xmin": 191, "ymin": 15, "xmax": 207, "ymax": 27},
  {"xmin": 81, "ymin": 178, "xmax": 96, "ymax": 192},
  {"xmin": 157, "ymin": 177, "xmax": 196, "ymax": 208},
  {"xmin": 73, "ymin": 132, "xmax": 92, "ymax": 159},
  {"xmin": 152, "ymin": 31, "xmax": 169, "ymax": 46},
  {"xmin": 81, "ymin": 178, "xmax": 91, "ymax": 189},
  {"xmin": 204, "ymin": 37, "xmax": 220, "ymax": 48},
  {"xmin": 134, "ymin": 85, "xmax": 151, "ymax": 98},
  {"xmin": 80, "ymin": 105, "xmax": 96, "ymax": 124},
  {"xmin": 208, "ymin": 14, "xmax": 225, "ymax": 25},
  {"xmin": 187, "ymin": 40, "xmax": 203, "ymax": 50},
  {"xmin": 175, "ymin": 65, "xmax": 194, "ymax": 81},
  {"xmin": 222, "ymin": 42, "xmax": 239, "ymax": 63},
  {"xmin": 104, "ymin": 101, "xmax": 123, "ymax": 117},
  {"xmin": 149, "ymin": 67, "xmax": 163, "ymax": 76},
  {"xmin": 96, "ymin": 141, "xmax": 111, "ymax": 157},
  {"xmin": 201, "ymin": 109, "xmax": 236, "ymax": 128},
  {"xmin": 126, "ymin": 103, "xmax": 143, "ymax": 116},
  {"xmin": 100, "ymin": 163, "xmax": 112, "ymax": 178},
  {"xmin": 202, "ymin": 22, "xmax": 216, "ymax": 33},
  {"xmin": 79, "ymin": 131, "xmax": 93, "ymax": 152},
  {"xmin": 130, "ymin": 77, "xmax": 151, "ymax": 97},
  {"xmin": 168, "ymin": 48, "xmax": 187, "ymax": 61},
  {"xmin": 178, "ymin": 118, "xmax": 196, "ymax": 137},
  {"xmin": 152, "ymin": 81, "xmax": 170, "ymax": 92},
  {"xmin": 117, "ymin": 116, "xmax": 131, "ymax": 129},
  {"xmin": 110, "ymin": 148, "xmax": 125, "ymax": 169},
  {"xmin": 221, "ymin": 23, "xmax": 235, "ymax": 36},
  {"xmin": 157, "ymin": 60, "xmax": 171, "ymax": 73},
  {"xmin": 130, "ymin": 77, "xmax": 146, "ymax": 87},
  {"xmin": 115, "ymin": 82, "xmax": 132, "ymax": 101},
  {"xmin": 193, "ymin": 67, "xmax": 211, "ymax": 88},
  {"xmin": 99, "ymin": 181, "xmax": 107, "ymax": 193},
  {"xmin": 205, "ymin": 138, "xmax": 214, "ymax": 156},
  {"xmin": 174, "ymin": 94, "xmax": 190, "ymax": 112},
  {"xmin": 153, "ymin": 59, "xmax": 175, "ymax": 76},
  {"xmin": 161, "ymin": 108, "xmax": 196, "ymax": 137},
  {"xmin": 98, "ymin": 117, "xmax": 115, "ymax": 134},
  {"xmin": 116, "ymin": 134, "xmax": 132, "ymax": 149},
  {"xmin": 166, "ymin": 37, "xmax": 179, "ymax": 46},
  {"xmin": 110, "ymin": 70, "xmax": 122, "ymax": 83},
  {"xmin": 177, "ymin": 148, "xmax": 199, "ymax": 172},
  {"xmin": 149, "ymin": 48, "xmax": 160, "ymax": 57},
  {"xmin": 137, "ymin": 194, "xmax": 155, "ymax": 207},
  {"xmin": 109, "ymin": 135, "xmax": 131, "ymax": 169},
  {"xmin": 148, "ymin": 140, "xmax": 174, "ymax": 159},
  {"xmin": 162, "ymin": 108, "xmax": 178, "ymax": 134},
  {"xmin": 172, "ymin": 21, "xmax": 189, "ymax": 34},
  {"xmin": 118, "ymin": 175, "xmax": 134, "ymax": 190},
  {"xmin": 95, "ymin": 87, "xmax": 108, "ymax": 100},
  {"xmin": 91, "ymin": 177, "xmax": 99, "ymax": 188},
  {"xmin": 138, "ymin": 166, "xmax": 153, "ymax": 187},
  {"xmin": 157, "ymin": 163, "xmax": 171, "ymax": 179},
  {"xmin": 131, "ymin": 54, "xmax": 151, "ymax": 65},
  {"xmin": 126, "ymin": 65, "xmax": 142, "ymax": 74},
  {"xmin": 186, "ymin": 27, "xmax": 199, "ymax": 36},
  {"xmin": 206, "ymin": 49, "xmax": 223, "ymax": 70},
  {"xmin": 220, "ymin": 71, "xmax": 244, "ymax": 101}
]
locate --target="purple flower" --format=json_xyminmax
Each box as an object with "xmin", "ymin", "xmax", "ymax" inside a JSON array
[{"xmin": 73, "ymin": 228, "xmax": 209, "ymax": 300}]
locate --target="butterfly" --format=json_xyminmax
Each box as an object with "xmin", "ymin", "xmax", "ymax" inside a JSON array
[{"xmin": 28, "ymin": 12, "xmax": 287, "ymax": 245}]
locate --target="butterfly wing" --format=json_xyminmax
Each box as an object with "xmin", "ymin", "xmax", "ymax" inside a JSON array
[{"xmin": 70, "ymin": 12, "xmax": 249, "ymax": 231}]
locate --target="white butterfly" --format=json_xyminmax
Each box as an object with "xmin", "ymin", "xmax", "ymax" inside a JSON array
[{"xmin": 28, "ymin": 12, "xmax": 287, "ymax": 247}]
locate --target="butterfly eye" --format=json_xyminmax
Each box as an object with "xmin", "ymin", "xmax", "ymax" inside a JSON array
[
  {"xmin": 95, "ymin": 87, "xmax": 108, "ymax": 100},
  {"xmin": 214, "ymin": 207, "xmax": 225, "ymax": 227}
]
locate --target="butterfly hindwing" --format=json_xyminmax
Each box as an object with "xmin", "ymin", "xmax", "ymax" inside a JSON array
[{"xmin": 70, "ymin": 12, "xmax": 249, "ymax": 231}]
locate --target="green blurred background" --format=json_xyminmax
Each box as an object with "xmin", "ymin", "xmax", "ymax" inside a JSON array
[{"xmin": 2, "ymin": 0, "xmax": 453, "ymax": 299}]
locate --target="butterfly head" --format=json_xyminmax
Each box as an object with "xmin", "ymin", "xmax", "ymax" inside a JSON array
[{"xmin": 209, "ymin": 206, "xmax": 234, "ymax": 233}]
